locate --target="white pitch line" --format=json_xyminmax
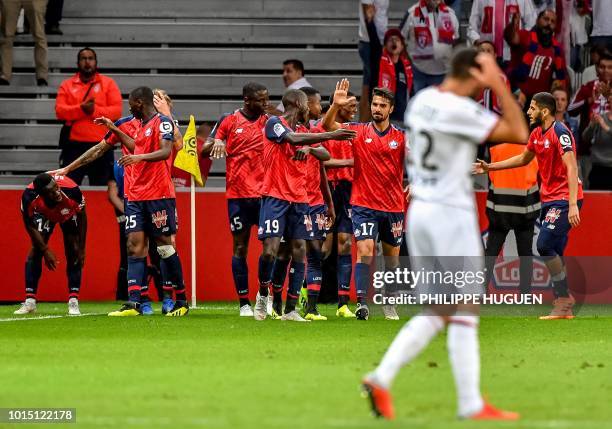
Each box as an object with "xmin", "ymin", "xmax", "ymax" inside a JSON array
[{"xmin": 0, "ymin": 312, "xmax": 106, "ymax": 323}]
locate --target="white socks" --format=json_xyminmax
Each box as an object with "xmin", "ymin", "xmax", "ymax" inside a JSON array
[
  {"xmin": 447, "ymin": 314, "xmax": 484, "ymax": 418},
  {"xmin": 371, "ymin": 313, "xmax": 444, "ymax": 389}
]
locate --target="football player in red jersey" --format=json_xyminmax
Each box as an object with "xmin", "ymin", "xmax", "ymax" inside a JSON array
[
  {"xmin": 107, "ymin": 87, "xmax": 187, "ymax": 317},
  {"xmin": 253, "ymin": 89, "xmax": 356, "ymax": 321},
  {"xmin": 200, "ymin": 82, "xmax": 270, "ymax": 317},
  {"xmin": 322, "ymin": 80, "xmax": 408, "ymax": 321},
  {"xmin": 16, "ymin": 173, "xmax": 87, "ymax": 316},
  {"xmin": 474, "ymin": 92, "xmax": 583, "ymax": 319},
  {"xmin": 322, "ymin": 91, "xmax": 357, "ymax": 317}
]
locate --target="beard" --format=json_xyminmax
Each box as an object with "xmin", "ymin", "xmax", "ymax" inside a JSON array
[
  {"xmin": 529, "ymin": 114, "xmax": 543, "ymax": 128},
  {"xmin": 536, "ymin": 27, "xmax": 553, "ymax": 47},
  {"xmin": 372, "ymin": 113, "xmax": 387, "ymax": 123}
]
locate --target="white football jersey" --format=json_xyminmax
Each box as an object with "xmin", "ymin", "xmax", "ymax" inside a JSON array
[{"xmin": 404, "ymin": 87, "xmax": 498, "ymax": 210}]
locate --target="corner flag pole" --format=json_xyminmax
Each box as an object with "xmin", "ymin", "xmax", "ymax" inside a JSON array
[{"xmin": 190, "ymin": 179, "xmax": 197, "ymax": 309}]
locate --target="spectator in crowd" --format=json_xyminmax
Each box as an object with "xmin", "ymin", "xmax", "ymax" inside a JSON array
[
  {"xmin": 468, "ymin": 0, "xmax": 537, "ymax": 65},
  {"xmin": 505, "ymin": 9, "xmax": 567, "ymax": 108},
  {"xmin": 582, "ymin": 92, "xmax": 612, "ymax": 191},
  {"xmin": 400, "ymin": 0, "xmax": 460, "ymax": 93},
  {"xmin": 45, "ymin": 0, "xmax": 63, "ymax": 34},
  {"xmin": 568, "ymin": 51, "xmax": 611, "ymax": 180},
  {"xmin": 553, "ymin": 85, "xmax": 580, "ymax": 145},
  {"xmin": 569, "ymin": 51, "xmax": 611, "ymax": 126},
  {"xmin": 582, "ymin": 93, "xmax": 612, "ymax": 189},
  {"xmin": 0, "ymin": 0, "xmax": 48, "ymax": 85},
  {"xmin": 590, "ymin": 0, "xmax": 612, "ymax": 48},
  {"xmin": 358, "ymin": 0, "xmax": 388, "ymax": 121},
  {"xmin": 55, "ymin": 47, "xmax": 122, "ymax": 185},
  {"xmin": 582, "ymin": 44, "xmax": 609, "ymax": 85},
  {"xmin": 376, "ymin": 28, "xmax": 413, "ymax": 124},
  {"xmin": 276, "ymin": 59, "xmax": 311, "ymax": 112}
]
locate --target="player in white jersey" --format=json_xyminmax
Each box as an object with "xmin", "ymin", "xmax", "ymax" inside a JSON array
[{"xmin": 361, "ymin": 48, "xmax": 528, "ymax": 421}]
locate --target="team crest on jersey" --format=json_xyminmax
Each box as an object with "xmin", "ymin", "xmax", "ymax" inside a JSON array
[
  {"xmin": 60, "ymin": 208, "xmax": 70, "ymax": 215},
  {"xmin": 389, "ymin": 140, "xmax": 399, "ymax": 149},
  {"xmin": 544, "ymin": 208, "xmax": 561, "ymax": 227},
  {"xmin": 93, "ymin": 84, "xmax": 100, "ymax": 93},
  {"xmin": 236, "ymin": 128, "xmax": 243, "ymax": 134},
  {"xmin": 152, "ymin": 210, "xmax": 168, "ymax": 228},
  {"xmin": 145, "ymin": 128, "xmax": 152, "ymax": 137}
]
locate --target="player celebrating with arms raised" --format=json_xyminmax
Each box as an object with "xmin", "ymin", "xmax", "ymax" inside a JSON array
[
  {"xmin": 254, "ymin": 89, "xmax": 355, "ymax": 321},
  {"xmin": 322, "ymin": 81, "xmax": 407, "ymax": 321},
  {"xmin": 202, "ymin": 82, "xmax": 270, "ymax": 317},
  {"xmin": 16, "ymin": 173, "xmax": 87, "ymax": 316},
  {"xmin": 474, "ymin": 92, "xmax": 583, "ymax": 319},
  {"xmin": 363, "ymin": 48, "xmax": 527, "ymax": 421}
]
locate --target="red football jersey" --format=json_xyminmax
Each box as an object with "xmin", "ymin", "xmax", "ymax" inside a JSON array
[
  {"xmin": 23, "ymin": 175, "xmax": 85, "ymax": 224},
  {"xmin": 344, "ymin": 122, "xmax": 406, "ymax": 212},
  {"xmin": 260, "ymin": 116, "xmax": 309, "ymax": 203},
  {"xmin": 127, "ymin": 113, "xmax": 176, "ymax": 201},
  {"xmin": 306, "ymin": 145, "xmax": 324, "ymax": 206},
  {"xmin": 526, "ymin": 121, "xmax": 583, "ymax": 202},
  {"xmin": 210, "ymin": 110, "xmax": 267, "ymax": 199},
  {"xmin": 105, "ymin": 115, "xmax": 141, "ymax": 197},
  {"xmin": 323, "ymin": 139, "xmax": 354, "ymax": 182}
]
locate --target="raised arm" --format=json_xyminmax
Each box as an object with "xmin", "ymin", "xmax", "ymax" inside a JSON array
[
  {"xmin": 49, "ymin": 140, "xmax": 112, "ymax": 176},
  {"xmin": 322, "ymin": 79, "xmax": 356, "ymax": 132},
  {"xmin": 324, "ymin": 158, "xmax": 354, "ymax": 168}
]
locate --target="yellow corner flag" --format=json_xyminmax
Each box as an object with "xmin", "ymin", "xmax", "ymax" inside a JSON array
[{"xmin": 173, "ymin": 115, "xmax": 203, "ymax": 186}]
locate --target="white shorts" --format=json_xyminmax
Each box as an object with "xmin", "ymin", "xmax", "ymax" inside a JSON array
[{"xmin": 406, "ymin": 200, "xmax": 485, "ymax": 298}]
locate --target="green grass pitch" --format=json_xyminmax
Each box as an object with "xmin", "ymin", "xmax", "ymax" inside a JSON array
[{"xmin": 1, "ymin": 302, "xmax": 611, "ymax": 429}]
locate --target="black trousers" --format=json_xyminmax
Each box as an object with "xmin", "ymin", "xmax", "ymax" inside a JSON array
[
  {"xmin": 60, "ymin": 141, "xmax": 114, "ymax": 186},
  {"xmin": 45, "ymin": 0, "xmax": 63, "ymax": 26},
  {"xmin": 485, "ymin": 220, "xmax": 535, "ymax": 294},
  {"xmin": 589, "ymin": 164, "xmax": 612, "ymax": 190}
]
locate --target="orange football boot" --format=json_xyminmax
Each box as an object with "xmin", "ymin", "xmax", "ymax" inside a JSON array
[
  {"xmin": 539, "ymin": 295, "xmax": 576, "ymax": 320},
  {"xmin": 361, "ymin": 379, "xmax": 395, "ymax": 420},
  {"xmin": 469, "ymin": 401, "xmax": 520, "ymax": 421}
]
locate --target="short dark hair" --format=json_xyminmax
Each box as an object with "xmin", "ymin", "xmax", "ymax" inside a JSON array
[
  {"xmin": 372, "ymin": 87, "xmax": 395, "ymax": 106},
  {"xmin": 299, "ymin": 86, "xmax": 319, "ymax": 98},
  {"xmin": 599, "ymin": 51, "xmax": 612, "ymax": 63},
  {"xmin": 77, "ymin": 47, "xmax": 97, "ymax": 62},
  {"xmin": 242, "ymin": 82, "xmax": 268, "ymax": 98},
  {"xmin": 33, "ymin": 173, "xmax": 53, "ymax": 194},
  {"xmin": 449, "ymin": 47, "xmax": 479, "ymax": 80},
  {"xmin": 329, "ymin": 91, "xmax": 355, "ymax": 105},
  {"xmin": 129, "ymin": 86, "xmax": 154, "ymax": 104},
  {"xmin": 532, "ymin": 92, "xmax": 557, "ymax": 115},
  {"xmin": 282, "ymin": 89, "xmax": 307, "ymax": 109},
  {"xmin": 283, "ymin": 59, "xmax": 305, "ymax": 74}
]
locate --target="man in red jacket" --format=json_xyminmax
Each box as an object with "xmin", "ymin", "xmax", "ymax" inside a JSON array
[{"xmin": 55, "ymin": 47, "xmax": 122, "ymax": 185}]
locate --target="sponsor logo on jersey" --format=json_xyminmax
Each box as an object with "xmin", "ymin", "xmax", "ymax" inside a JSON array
[
  {"xmin": 273, "ymin": 123, "xmax": 286, "ymax": 137},
  {"xmin": 559, "ymin": 134, "xmax": 572, "ymax": 149},
  {"xmin": 152, "ymin": 210, "xmax": 168, "ymax": 228}
]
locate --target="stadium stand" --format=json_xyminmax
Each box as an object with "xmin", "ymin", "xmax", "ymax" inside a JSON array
[{"xmin": 0, "ymin": 0, "xmax": 470, "ymax": 186}]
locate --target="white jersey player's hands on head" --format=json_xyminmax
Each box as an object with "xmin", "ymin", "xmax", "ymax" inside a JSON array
[
  {"xmin": 472, "ymin": 159, "xmax": 489, "ymax": 175},
  {"xmin": 210, "ymin": 140, "xmax": 227, "ymax": 159},
  {"xmin": 469, "ymin": 53, "xmax": 505, "ymax": 90},
  {"xmin": 153, "ymin": 93, "xmax": 171, "ymax": 117}
]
